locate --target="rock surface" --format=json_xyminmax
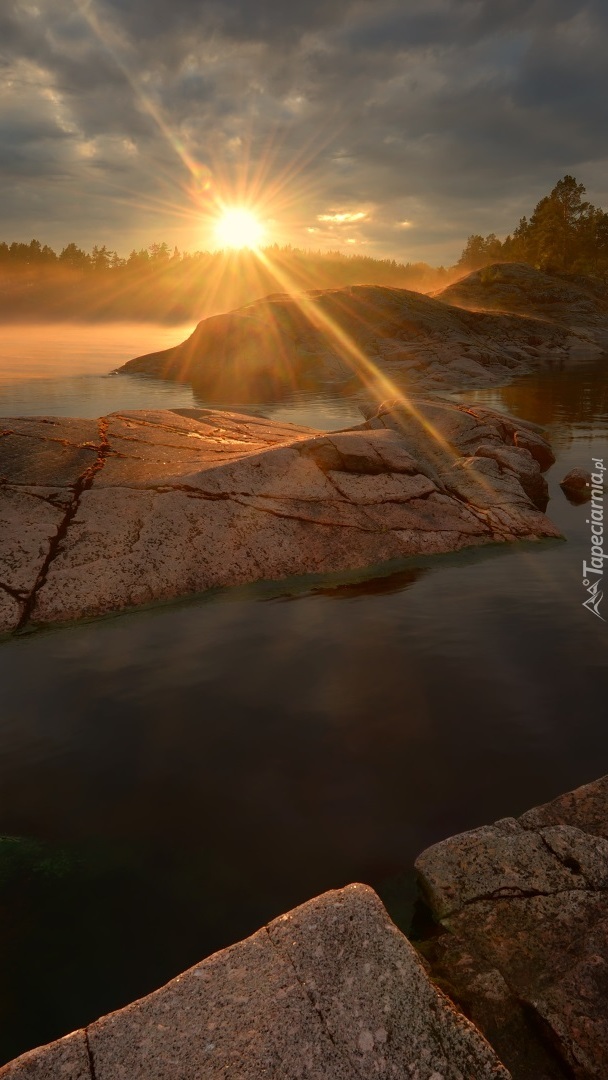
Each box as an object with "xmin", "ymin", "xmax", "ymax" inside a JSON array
[
  {"xmin": 434, "ymin": 263, "xmax": 608, "ymax": 349},
  {"xmin": 0, "ymin": 883, "xmax": 509, "ymax": 1079},
  {"xmin": 0, "ymin": 401, "xmax": 559, "ymax": 634},
  {"xmin": 415, "ymin": 775, "xmax": 608, "ymax": 1079},
  {"xmin": 560, "ymin": 468, "xmax": 592, "ymax": 502},
  {"xmin": 118, "ymin": 266, "xmax": 605, "ymax": 401},
  {"xmin": 0, "ymin": 1033, "xmax": 91, "ymax": 1080}
]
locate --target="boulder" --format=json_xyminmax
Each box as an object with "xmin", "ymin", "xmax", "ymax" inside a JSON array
[
  {"xmin": 0, "ymin": 401, "xmax": 559, "ymax": 634},
  {"xmin": 415, "ymin": 775, "xmax": 608, "ymax": 1079},
  {"xmin": 0, "ymin": 884, "xmax": 509, "ymax": 1080},
  {"xmin": 560, "ymin": 468, "xmax": 592, "ymax": 502}
]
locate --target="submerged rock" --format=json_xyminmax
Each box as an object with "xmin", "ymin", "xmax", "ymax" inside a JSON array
[
  {"xmin": 0, "ymin": 883, "xmax": 509, "ymax": 1079},
  {"xmin": 415, "ymin": 775, "xmax": 608, "ymax": 1079},
  {"xmin": 560, "ymin": 468, "xmax": 592, "ymax": 502},
  {"xmin": 118, "ymin": 266, "xmax": 605, "ymax": 402},
  {"xmin": 0, "ymin": 401, "xmax": 559, "ymax": 633}
]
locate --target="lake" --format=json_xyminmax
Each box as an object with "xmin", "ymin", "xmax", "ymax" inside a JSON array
[{"xmin": 0, "ymin": 325, "xmax": 607, "ymax": 1064}]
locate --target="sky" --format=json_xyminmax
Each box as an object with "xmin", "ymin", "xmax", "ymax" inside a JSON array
[{"xmin": 1, "ymin": 0, "xmax": 608, "ymax": 266}]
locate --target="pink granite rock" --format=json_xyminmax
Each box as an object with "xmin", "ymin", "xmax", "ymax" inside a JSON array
[
  {"xmin": 0, "ymin": 400, "xmax": 559, "ymax": 633},
  {"xmin": 0, "ymin": 1031, "xmax": 91, "ymax": 1080},
  {"xmin": 0, "ymin": 885, "xmax": 509, "ymax": 1080},
  {"xmin": 415, "ymin": 775, "xmax": 608, "ymax": 1079}
]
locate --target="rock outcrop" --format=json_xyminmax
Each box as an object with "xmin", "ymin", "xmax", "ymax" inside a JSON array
[
  {"xmin": 0, "ymin": 883, "xmax": 509, "ymax": 1079},
  {"xmin": 434, "ymin": 263, "xmax": 608, "ymax": 348},
  {"xmin": 415, "ymin": 775, "xmax": 608, "ymax": 1079},
  {"xmin": 0, "ymin": 400, "xmax": 559, "ymax": 634},
  {"xmin": 118, "ymin": 266, "xmax": 605, "ymax": 401}
]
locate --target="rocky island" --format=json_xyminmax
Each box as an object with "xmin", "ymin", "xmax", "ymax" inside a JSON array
[
  {"xmin": 5, "ymin": 261, "xmax": 605, "ymax": 636},
  {"xmin": 119, "ymin": 263, "xmax": 608, "ymax": 401}
]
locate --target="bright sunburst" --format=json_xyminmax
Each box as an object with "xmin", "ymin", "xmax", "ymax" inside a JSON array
[{"xmin": 215, "ymin": 208, "xmax": 264, "ymax": 250}]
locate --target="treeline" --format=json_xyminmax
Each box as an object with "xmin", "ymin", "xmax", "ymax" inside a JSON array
[
  {"xmin": 0, "ymin": 241, "xmax": 447, "ymax": 323},
  {"xmin": 458, "ymin": 176, "xmax": 608, "ymax": 277}
]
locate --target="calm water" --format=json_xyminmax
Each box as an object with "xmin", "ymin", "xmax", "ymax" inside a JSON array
[
  {"xmin": 0, "ymin": 322, "xmax": 365, "ymax": 429},
  {"xmin": 0, "ymin": 329, "xmax": 607, "ymax": 1063}
]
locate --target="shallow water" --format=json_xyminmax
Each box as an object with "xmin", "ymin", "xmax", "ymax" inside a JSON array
[{"xmin": 0, "ymin": 333, "xmax": 607, "ymax": 1063}]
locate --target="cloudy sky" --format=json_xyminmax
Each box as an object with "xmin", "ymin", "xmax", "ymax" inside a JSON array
[{"xmin": 2, "ymin": 0, "xmax": 607, "ymax": 265}]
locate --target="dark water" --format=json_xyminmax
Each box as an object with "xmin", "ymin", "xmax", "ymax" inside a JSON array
[{"xmin": 0, "ymin": 351, "xmax": 607, "ymax": 1063}]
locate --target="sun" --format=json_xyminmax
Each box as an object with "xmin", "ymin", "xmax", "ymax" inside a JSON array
[{"xmin": 215, "ymin": 208, "xmax": 264, "ymax": 250}]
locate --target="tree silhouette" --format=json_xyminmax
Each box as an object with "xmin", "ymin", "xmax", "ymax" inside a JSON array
[{"xmin": 458, "ymin": 176, "xmax": 607, "ymax": 278}]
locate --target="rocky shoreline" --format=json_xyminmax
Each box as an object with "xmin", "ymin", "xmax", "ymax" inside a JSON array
[
  {"xmin": 4, "ymin": 774, "xmax": 608, "ymax": 1078},
  {"xmin": 416, "ymin": 776, "xmax": 608, "ymax": 1079},
  {"xmin": 2, "ymin": 263, "xmax": 606, "ymax": 1076}
]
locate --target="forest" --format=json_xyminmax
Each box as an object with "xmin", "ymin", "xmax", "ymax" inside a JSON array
[
  {"xmin": 458, "ymin": 175, "xmax": 608, "ymax": 277},
  {"xmin": 0, "ymin": 241, "xmax": 446, "ymax": 323}
]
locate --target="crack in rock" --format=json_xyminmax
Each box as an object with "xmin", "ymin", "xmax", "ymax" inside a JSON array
[{"xmin": 16, "ymin": 419, "xmax": 110, "ymax": 631}]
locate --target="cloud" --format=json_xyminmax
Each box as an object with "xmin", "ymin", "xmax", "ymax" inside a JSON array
[
  {"xmin": 318, "ymin": 211, "xmax": 367, "ymax": 223},
  {"xmin": 0, "ymin": 0, "xmax": 607, "ymax": 262}
]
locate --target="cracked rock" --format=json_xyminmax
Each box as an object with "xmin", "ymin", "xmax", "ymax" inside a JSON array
[
  {"xmin": 0, "ymin": 1031, "xmax": 92, "ymax": 1080},
  {"xmin": 0, "ymin": 402, "xmax": 559, "ymax": 633},
  {"xmin": 415, "ymin": 775, "xmax": 608, "ymax": 1079},
  {"xmin": 0, "ymin": 884, "xmax": 509, "ymax": 1080}
]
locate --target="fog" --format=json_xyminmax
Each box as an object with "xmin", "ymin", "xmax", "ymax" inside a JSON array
[{"xmin": 0, "ymin": 323, "xmax": 194, "ymax": 383}]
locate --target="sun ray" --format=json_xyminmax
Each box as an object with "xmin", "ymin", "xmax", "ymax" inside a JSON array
[{"xmin": 253, "ymin": 248, "xmax": 460, "ymax": 454}]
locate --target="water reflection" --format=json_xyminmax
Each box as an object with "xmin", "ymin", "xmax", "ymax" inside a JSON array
[
  {"xmin": 273, "ymin": 564, "xmax": 428, "ymax": 600},
  {"xmin": 452, "ymin": 353, "xmax": 608, "ymax": 439},
  {"xmin": 0, "ymin": 323, "xmax": 194, "ymax": 381}
]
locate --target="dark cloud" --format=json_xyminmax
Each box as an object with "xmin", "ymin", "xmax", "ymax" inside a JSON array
[
  {"xmin": 103, "ymin": 0, "xmax": 365, "ymax": 44},
  {"xmin": 0, "ymin": 0, "xmax": 606, "ymax": 262}
]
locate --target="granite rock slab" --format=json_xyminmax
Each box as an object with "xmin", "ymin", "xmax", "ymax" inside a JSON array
[
  {"xmin": 0, "ymin": 884, "xmax": 509, "ymax": 1080},
  {"xmin": 0, "ymin": 399, "xmax": 559, "ymax": 633},
  {"xmin": 415, "ymin": 775, "xmax": 608, "ymax": 1079},
  {"xmin": 0, "ymin": 1032, "xmax": 91, "ymax": 1080}
]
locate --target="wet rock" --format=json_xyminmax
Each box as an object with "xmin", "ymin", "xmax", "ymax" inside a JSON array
[
  {"xmin": 0, "ymin": 402, "xmax": 559, "ymax": 634},
  {"xmin": 560, "ymin": 468, "xmax": 592, "ymax": 502},
  {"xmin": 415, "ymin": 775, "xmax": 608, "ymax": 1079},
  {"xmin": 0, "ymin": 884, "xmax": 509, "ymax": 1080},
  {"xmin": 513, "ymin": 428, "xmax": 556, "ymax": 470}
]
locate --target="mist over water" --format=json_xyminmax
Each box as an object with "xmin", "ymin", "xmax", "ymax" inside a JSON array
[
  {"xmin": 0, "ymin": 322, "xmax": 365, "ymax": 428},
  {"xmin": 0, "ymin": 323, "xmax": 194, "ymax": 416},
  {"xmin": 0, "ymin": 323, "xmax": 193, "ymax": 380},
  {"xmin": 0, "ymin": 331, "xmax": 607, "ymax": 1064}
]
